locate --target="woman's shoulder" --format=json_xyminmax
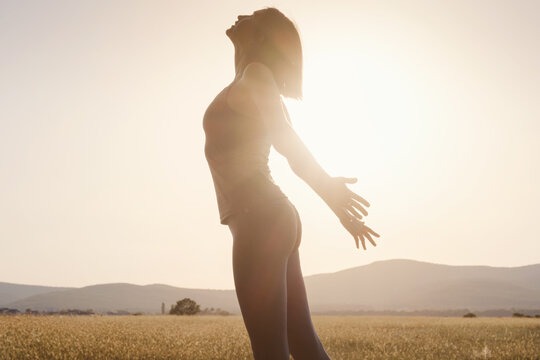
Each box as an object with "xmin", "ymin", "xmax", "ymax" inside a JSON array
[
  {"xmin": 228, "ymin": 62, "xmax": 281, "ymax": 115},
  {"xmin": 239, "ymin": 62, "xmax": 280, "ymax": 95},
  {"xmin": 242, "ymin": 62, "xmax": 274, "ymax": 83}
]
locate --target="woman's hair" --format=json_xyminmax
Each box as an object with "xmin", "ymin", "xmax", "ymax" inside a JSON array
[{"xmin": 252, "ymin": 8, "xmax": 303, "ymax": 100}]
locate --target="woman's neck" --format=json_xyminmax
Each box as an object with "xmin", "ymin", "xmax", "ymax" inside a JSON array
[{"xmin": 233, "ymin": 45, "xmax": 254, "ymax": 82}]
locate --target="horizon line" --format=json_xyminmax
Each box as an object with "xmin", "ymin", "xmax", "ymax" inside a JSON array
[{"xmin": 2, "ymin": 257, "xmax": 539, "ymax": 290}]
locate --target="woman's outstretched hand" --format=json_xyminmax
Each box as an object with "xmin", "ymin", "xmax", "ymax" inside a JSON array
[{"xmin": 321, "ymin": 176, "xmax": 380, "ymax": 250}]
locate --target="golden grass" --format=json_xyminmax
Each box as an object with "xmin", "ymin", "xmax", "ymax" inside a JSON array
[{"xmin": 0, "ymin": 315, "xmax": 538, "ymax": 359}]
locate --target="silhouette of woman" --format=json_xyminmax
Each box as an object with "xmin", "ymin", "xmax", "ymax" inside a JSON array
[{"xmin": 203, "ymin": 7, "xmax": 379, "ymax": 360}]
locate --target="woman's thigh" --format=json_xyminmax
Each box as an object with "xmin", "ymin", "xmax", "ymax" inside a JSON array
[
  {"xmin": 228, "ymin": 200, "xmax": 299, "ymax": 359},
  {"xmin": 286, "ymin": 249, "xmax": 330, "ymax": 360},
  {"xmin": 286, "ymin": 205, "xmax": 331, "ymax": 359}
]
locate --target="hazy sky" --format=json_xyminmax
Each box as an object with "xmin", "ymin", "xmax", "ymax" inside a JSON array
[{"xmin": 1, "ymin": 0, "xmax": 539, "ymax": 289}]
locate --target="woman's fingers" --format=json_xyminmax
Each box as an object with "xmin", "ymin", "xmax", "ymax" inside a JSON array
[
  {"xmin": 350, "ymin": 191, "xmax": 370, "ymax": 207},
  {"xmin": 353, "ymin": 221, "xmax": 376, "ymax": 249},
  {"xmin": 351, "ymin": 199, "xmax": 368, "ymax": 216},
  {"xmin": 340, "ymin": 211, "xmax": 378, "ymax": 251},
  {"xmin": 359, "ymin": 234, "xmax": 367, "ymax": 250},
  {"xmin": 351, "ymin": 228, "xmax": 377, "ymax": 250},
  {"xmin": 365, "ymin": 233, "xmax": 376, "ymax": 247},
  {"xmin": 365, "ymin": 225, "xmax": 380, "ymax": 238},
  {"xmin": 346, "ymin": 205, "xmax": 363, "ymax": 220}
]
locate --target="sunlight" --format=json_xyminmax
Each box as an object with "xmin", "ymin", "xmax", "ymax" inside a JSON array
[{"xmin": 283, "ymin": 48, "xmax": 423, "ymax": 179}]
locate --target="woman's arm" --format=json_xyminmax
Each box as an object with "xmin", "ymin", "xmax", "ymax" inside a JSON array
[{"xmin": 228, "ymin": 62, "xmax": 380, "ymax": 249}]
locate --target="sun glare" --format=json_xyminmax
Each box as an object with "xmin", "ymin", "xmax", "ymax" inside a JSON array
[{"xmin": 283, "ymin": 48, "xmax": 422, "ymax": 180}]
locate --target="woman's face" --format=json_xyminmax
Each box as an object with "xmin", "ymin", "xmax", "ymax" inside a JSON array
[{"xmin": 226, "ymin": 11, "xmax": 262, "ymax": 47}]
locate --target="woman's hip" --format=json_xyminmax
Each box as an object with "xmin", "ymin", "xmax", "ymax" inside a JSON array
[{"xmin": 228, "ymin": 198, "xmax": 300, "ymax": 255}]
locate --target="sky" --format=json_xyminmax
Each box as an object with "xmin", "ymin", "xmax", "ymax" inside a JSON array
[{"xmin": 1, "ymin": 0, "xmax": 539, "ymax": 290}]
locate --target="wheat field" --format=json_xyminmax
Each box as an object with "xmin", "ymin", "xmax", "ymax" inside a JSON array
[{"xmin": 0, "ymin": 315, "xmax": 538, "ymax": 359}]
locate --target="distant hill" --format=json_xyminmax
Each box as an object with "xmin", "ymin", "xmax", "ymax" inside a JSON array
[
  {"xmin": 4, "ymin": 283, "xmax": 237, "ymax": 314},
  {"xmin": 303, "ymin": 259, "xmax": 540, "ymax": 312},
  {"xmin": 3, "ymin": 259, "xmax": 539, "ymax": 314},
  {"xmin": 0, "ymin": 282, "xmax": 73, "ymax": 305}
]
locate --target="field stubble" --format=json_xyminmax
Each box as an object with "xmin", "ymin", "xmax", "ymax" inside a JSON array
[{"xmin": 0, "ymin": 315, "xmax": 538, "ymax": 359}]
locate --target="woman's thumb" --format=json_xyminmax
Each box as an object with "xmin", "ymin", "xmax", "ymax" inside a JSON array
[{"xmin": 337, "ymin": 176, "xmax": 357, "ymax": 184}]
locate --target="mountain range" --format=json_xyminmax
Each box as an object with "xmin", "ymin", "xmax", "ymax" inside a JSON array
[{"xmin": 2, "ymin": 259, "xmax": 539, "ymax": 314}]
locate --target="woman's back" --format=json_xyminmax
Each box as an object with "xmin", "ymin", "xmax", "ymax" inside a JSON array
[{"xmin": 203, "ymin": 82, "xmax": 288, "ymax": 225}]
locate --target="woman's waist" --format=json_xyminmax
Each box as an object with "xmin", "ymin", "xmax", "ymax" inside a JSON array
[
  {"xmin": 226, "ymin": 172, "xmax": 286, "ymax": 202},
  {"xmin": 219, "ymin": 182, "xmax": 289, "ymax": 226},
  {"xmin": 224, "ymin": 196, "xmax": 295, "ymax": 230}
]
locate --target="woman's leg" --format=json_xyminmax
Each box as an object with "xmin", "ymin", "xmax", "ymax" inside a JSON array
[
  {"xmin": 286, "ymin": 207, "xmax": 331, "ymax": 360},
  {"xmin": 229, "ymin": 201, "xmax": 299, "ymax": 360}
]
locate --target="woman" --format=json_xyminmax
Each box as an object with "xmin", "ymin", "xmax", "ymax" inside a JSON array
[{"xmin": 203, "ymin": 7, "xmax": 379, "ymax": 360}]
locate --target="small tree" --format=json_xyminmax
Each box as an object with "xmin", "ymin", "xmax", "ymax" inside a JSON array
[
  {"xmin": 463, "ymin": 312, "xmax": 476, "ymax": 318},
  {"xmin": 169, "ymin": 298, "xmax": 201, "ymax": 315}
]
